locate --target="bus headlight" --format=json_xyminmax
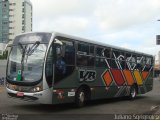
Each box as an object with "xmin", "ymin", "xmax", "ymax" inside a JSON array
[
  {"xmin": 7, "ymin": 83, "xmax": 17, "ymax": 90},
  {"xmin": 32, "ymin": 86, "xmax": 42, "ymax": 92}
]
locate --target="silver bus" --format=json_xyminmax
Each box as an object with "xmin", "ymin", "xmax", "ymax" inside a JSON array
[{"xmin": 6, "ymin": 32, "xmax": 154, "ymax": 107}]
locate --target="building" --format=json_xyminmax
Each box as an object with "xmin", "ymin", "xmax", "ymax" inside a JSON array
[
  {"xmin": 0, "ymin": 0, "xmax": 32, "ymax": 55},
  {"xmin": 0, "ymin": 0, "xmax": 9, "ymax": 55}
]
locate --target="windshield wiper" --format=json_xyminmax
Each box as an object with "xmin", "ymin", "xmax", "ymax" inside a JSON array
[
  {"xmin": 17, "ymin": 41, "xmax": 40, "ymax": 81},
  {"xmin": 26, "ymin": 41, "xmax": 40, "ymax": 56},
  {"xmin": 25, "ymin": 41, "xmax": 40, "ymax": 63}
]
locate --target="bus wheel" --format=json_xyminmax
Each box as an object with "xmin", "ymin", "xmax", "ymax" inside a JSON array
[
  {"xmin": 75, "ymin": 88, "xmax": 86, "ymax": 107},
  {"xmin": 129, "ymin": 85, "xmax": 137, "ymax": 100}
]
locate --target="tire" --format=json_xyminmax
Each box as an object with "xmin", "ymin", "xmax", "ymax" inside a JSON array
[
  {"xmin": 75, "ymin": 88, "xmax": 86, "ymax": 107},
  {"xmin": 129, "ymin": 85, "xmax": 137, "ymax": 100}
]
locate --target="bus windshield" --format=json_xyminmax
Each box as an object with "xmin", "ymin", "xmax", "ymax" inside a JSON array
[
  {"xmin": 7, "ymin": 44, "xmax": 47, "ymax": 82},
  {"xmin": 7, "ymin": 33, "xmax": 51, "ymax": 83}
]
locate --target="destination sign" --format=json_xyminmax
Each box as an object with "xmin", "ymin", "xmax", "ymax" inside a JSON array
[{"xmin": 13, "ymin": 33, "xmax": 52, "ymax": 45}]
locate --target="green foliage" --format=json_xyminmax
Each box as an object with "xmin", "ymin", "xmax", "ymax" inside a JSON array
[{"xmin": 0, "ymin": 51, "xmax": 8, "ymax": 59}]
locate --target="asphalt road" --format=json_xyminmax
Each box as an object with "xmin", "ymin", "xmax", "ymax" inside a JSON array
[{"xmin": 0, "ymin": 79, "xmax": 160, "ymax": 120}]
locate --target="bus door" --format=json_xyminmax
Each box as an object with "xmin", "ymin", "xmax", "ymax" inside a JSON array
[
  {"xmin": 45, "ymin": 40, "xmax": 64, "ymax": 89},
  {"xmin": 53, "ymin": 38, "xmax": 75, "ymax": 85},
  {"xmin": 54, "ymin": 43, "xmax": 65, "ymax": 82},
  {"xmin": 52, "ymin": 38, "xmax": 75, "ymax": 103}
]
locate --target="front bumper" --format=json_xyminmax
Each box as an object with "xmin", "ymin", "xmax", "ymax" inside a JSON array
[{"xmin": 6, "ymin": 87, "xmax": 52, "ymax": 104}]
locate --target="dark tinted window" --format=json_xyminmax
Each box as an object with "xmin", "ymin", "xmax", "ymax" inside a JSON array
[
  {"xmin": 104, "ymin": 48, "xmax": 111, "ymax": 58},
  {"xmin": 95, "ymin": 47, "xmax": 106, "ymax": 68},
  {"xmin": 96, "ymin": 47, "xmax": 103, "ymax": 57},
  {"xmin": 77, "ymin": 43, "xmax": 95, "ymax": 67},
  {"xmin": 90, "ymin": 45, "xmax": 94, "ymax": 55},
  {"xmin": 144, "ymin": 57, "xmax": 153, "ymax": 71},
  {"xmin": 78, "ymin": 43, "xmax": 89, "ymax": 55},
  {"xmin": 61, "ymin": 40, "xmax": 75, "ymax": 65}
]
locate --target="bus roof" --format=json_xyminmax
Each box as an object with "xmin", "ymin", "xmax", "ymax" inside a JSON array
[{"xmin": 13, "ymin": 31, "xmax": 153, "ymax": 57}]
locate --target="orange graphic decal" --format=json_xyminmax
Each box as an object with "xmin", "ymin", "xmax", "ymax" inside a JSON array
[
  {"xmin": 134, "ymin": 70, "xmax": 143, "ymax": 85},
  {"xmin": 111, "ymin": 69, "xmax": 125, "ymax": 86},
  {"xmin": 142, "ymin": 71, "xmax": 149, "ymax": 81},
  {"xmin": 123, "ymin": 69, "xmax": 134, "ymax": 86},
  {"xmin": 102, "ymin": 71, "xmax": 112, "ymax": 87}
]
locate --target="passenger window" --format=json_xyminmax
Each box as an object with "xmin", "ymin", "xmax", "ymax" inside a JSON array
[
  {"xmin": 119, "ymin": 52, "xmax": 125, "ymax": 69},
  {"xmin": 95, "ymin": 47, "xmax": 107, "ymax": 68},
  {"xmin": 126, "ymin": 53, "xmax": 132, "ymax": 62},
  {"xmin": 112, "ymin": 50, "xmax": 120, "ymax": 59},
  {"xmin": 144, "ymin": 57, "xmax": 152, "ymax": 71},
  {"xmin": 126, "ymin": 53, "xmax": 132, "ymax": 70},
  {"xmin": 131, "ymin": 54, "xmax": 136, "ymax": 63},
  {"xmin": 77, "ymin": 43, "xmax": 95, "ymax": 67},
  {"xmin": 90, "ymin": 45, "xmax": 94, "ymax": 55},
  {"xmin": 115, "ymin": 60, "xmax": 125, "ymax": 69},
  {"xmin": 130, "ymin": 54, "xmax": 136, "ymax": 69},
  {"xmin": 142, "ymin": 57, "xmax": 146, "ymax": 65},
  {"xmin": 110, "ymin": 50, "xmax": 120, "ymax": 69},
  {"xmin": 62, "ymin": 40, "xmax": 75, "ymax": 65},
  {"xmin": 136, "ymin": 55, "xmax": 145, "ymax": 71},
  {"xmin": 96, "ymin": 47, "xmax": 103, "ymax": 57},
  {"xmin": 104, "ymin": 48, "xmax": 111, "ymax": 58},
  {"xmin": 146, "ymin": 57, "xmax": 152, "ymax": 65},
  {"xmin": 78, "ymin": 43, "xmax": 89, "ymax": 55}
]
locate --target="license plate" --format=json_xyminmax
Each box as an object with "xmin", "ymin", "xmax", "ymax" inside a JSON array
[{"xmin": 17, "ymin": 92, "xmax": 24, "ymax": 97}]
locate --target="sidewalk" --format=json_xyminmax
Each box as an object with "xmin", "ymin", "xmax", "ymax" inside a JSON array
[
  {"xmin": 0, "ymin": 60, "xmax": 7, "ymax": 78},
  {"xmin": 0, "ymin": 86, "xmax": 4, "ymax": 93}
]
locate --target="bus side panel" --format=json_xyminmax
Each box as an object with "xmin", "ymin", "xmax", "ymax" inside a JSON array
[
  {"xmin": 87, "ymin": 68, "xmax": 120, "ymax": 100},
  {"xmin": 52, "ymin": 70, "xmax": 78, "ymax": 104},
  {"xmin": 90, "ymin": 69, "xmax": 129, "ymax": 100},
  {"xmin": 52, "ymin": 88, "xmax": 76, "ymax": 105},
  {"xmin": 135, "ymin": 69, "xmax": 153, "ymax": 94},
  {"xmin": 140, "ymin": 72, "xmax": 153, "ymax": 94},
  {"xmin": 51, "ymin": 65, "xmax": 154, "ymax": 104}
]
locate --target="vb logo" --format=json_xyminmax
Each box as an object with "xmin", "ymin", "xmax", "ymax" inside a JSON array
[{"xmin": 79, "ymin": 70, "xmax": 96, "ymax": 82}]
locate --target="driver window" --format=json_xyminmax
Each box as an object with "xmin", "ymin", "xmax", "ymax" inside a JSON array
[{"xmin": 54, "ymin": 37, "xmax": 75, "ymax": 84}]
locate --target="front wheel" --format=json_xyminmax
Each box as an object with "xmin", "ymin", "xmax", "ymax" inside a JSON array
[
  {"xmin": 129, "ymin": 85, "xmax": 137, "ymax": 100},
  {"xmin": 75, "ymin": 88, "xmax": 86, "ymax": 107}
]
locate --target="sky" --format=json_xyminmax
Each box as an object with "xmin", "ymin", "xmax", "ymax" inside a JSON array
[{"xmin": 30, "ymin": 0, "xmax": 160, "ymax": 60}]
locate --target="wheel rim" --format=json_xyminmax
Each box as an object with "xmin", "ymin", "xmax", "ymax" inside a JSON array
[
  {"xmin": 79, "ymin": 92, "xmax": 85, "ymax": 103},
  {"xmin": 131, "ymin": 88, "xmax": 136, "ymax": 98}
]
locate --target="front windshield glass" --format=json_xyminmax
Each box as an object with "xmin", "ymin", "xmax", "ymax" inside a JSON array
[{"xmin": 7, "ymin": 44, "xmax": 47, "ymax": 82}]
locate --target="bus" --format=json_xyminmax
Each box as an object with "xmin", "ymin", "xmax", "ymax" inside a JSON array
[{"xmin": 6, "ymin": 32, "xmax": 154, "ymax": 107}]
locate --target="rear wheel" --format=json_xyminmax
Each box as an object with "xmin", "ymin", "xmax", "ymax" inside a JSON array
[
  {"xmin": 75, "ymin": 88, "xmax": 86, "ymax": 107},
  {"xmin": 129, "ymin": 85, "xmax": 137, "ymax": 99}
]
